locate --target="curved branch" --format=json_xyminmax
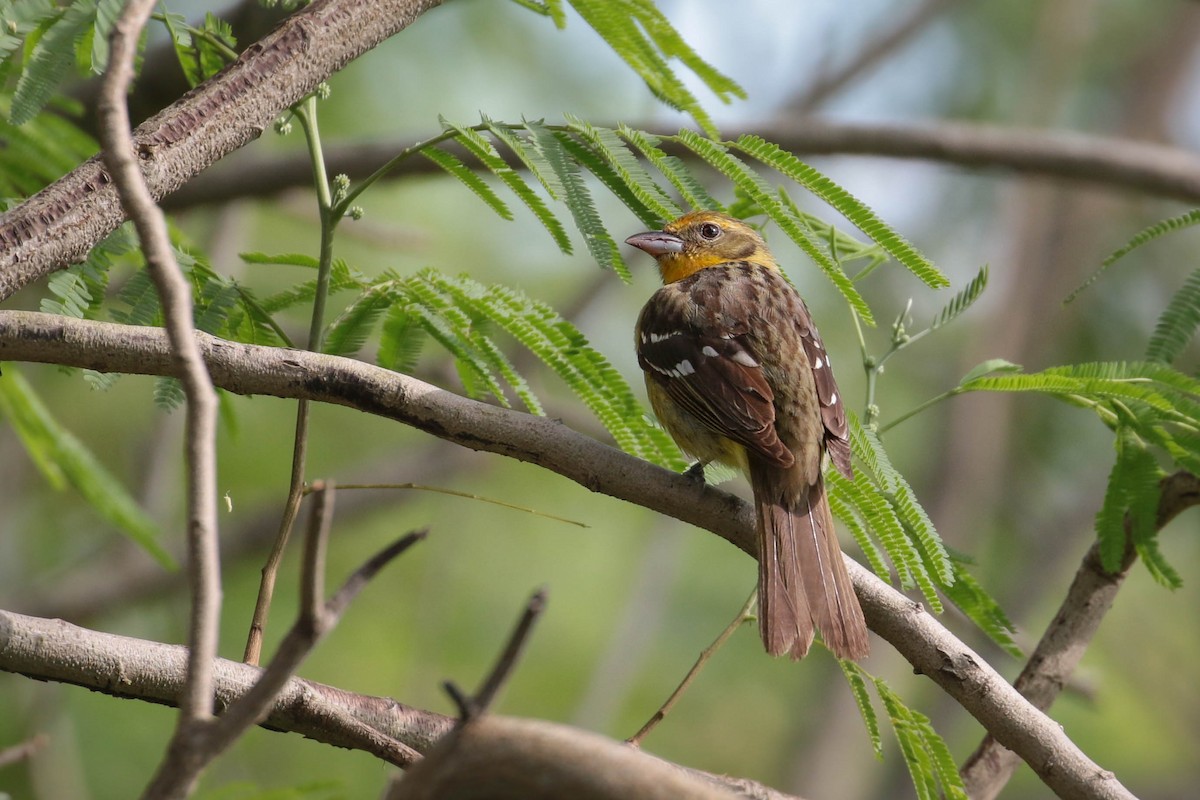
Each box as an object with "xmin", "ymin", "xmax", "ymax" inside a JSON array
[
  {"xmin": 0, "ymin": 0, "xmax": 445, "ymax": 302},
  {"xmin": 0, "ymin": 310, "xmax": 1137, "ymax": 800},
  {"xmin": 160, "ymin": 117, "xmax": 1200, "ymax": 211},
  {"xmin": 0, "ymin": 610, "xmax": 795, "ymax": 800}
]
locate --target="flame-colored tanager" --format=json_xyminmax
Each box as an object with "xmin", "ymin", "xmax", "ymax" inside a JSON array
[{"xmin": 627, "ymin": 210, "xmax": 869, "ymax": 661}]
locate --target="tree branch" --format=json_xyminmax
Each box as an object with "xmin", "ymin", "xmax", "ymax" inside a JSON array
[
  {"xmin": 0, "ymin": 310, "xmax": 1142, "ymax": 800},
  {"xmin": 0, "ymin": 0, "xmax": 445, "ymax": 302},
  {"xmin": 0, "ymin": 610, "xmax": 795, "ymax": 800},
  {"xmin": 159, "ymin": 117, "xmax": 1200, "ymax": 212},
  {"xmin": 961, "ymin": 470, "xmax": 1200, "ymax": 800}
]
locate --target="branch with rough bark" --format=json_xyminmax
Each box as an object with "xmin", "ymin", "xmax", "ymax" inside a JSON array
[
  {"xmin": 0, "ymin": 309, "xmax": 1148, "ymax": 800},
  {"xmin": 0, "ymin": 610, "xmax": 796, "ymax": 800},
  {"xmin": 0, "ymin": 0, "xmax": 445, "ymax": 302}
]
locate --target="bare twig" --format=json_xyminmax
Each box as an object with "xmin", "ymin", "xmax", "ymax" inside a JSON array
[
  {"xmin": 442, "ymin": 588, "xmax": 548, "ymax": 723},
  {"xmin": 787, "ymin": 0, "xmax": 961, "ymax": 113},
  {"xmin": 628, "ymin": 588, "xmax": 757, "ymax": 747},
  {"xmin": 474, "ymin": 589, "xmax": 548, "ymax": 716},
  {"xmin": 244, "ymin": 407, "xmax": 312, "ymax": 665},
  {"xmin": 0, "ymin": 311, "xmax": 1146, "ymax": 800},
  {"xmin": 961, "ymin": 470, "xmax": 1200, "ymax": 800},
  {"xmin": 201, "ymin": 516, "xmax": 427, "ymax": 760},
  {"xmin": 97, "ymin": 3, "xmax": 224, "ymax": 797}
]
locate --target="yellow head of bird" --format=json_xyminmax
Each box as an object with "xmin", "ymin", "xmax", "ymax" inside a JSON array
[{"xmin": 625, "ymin": 211, "xmax": 778, "ymax": 284}]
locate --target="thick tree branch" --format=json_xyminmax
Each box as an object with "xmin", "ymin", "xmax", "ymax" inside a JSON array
[
  {"xmin": 0, "ymin": 0, "xmax": 445, "ymax": 302},
  {"xmin": 160, "ymin": 117, "xmax": 1200, "ymax": 212},
  {"xmin": 0, "ymin": 610, "xmax": 794, "ymax": 800},
  {"xmin": 0, "ymin": 310, "xmax": 1139, "ymax": 800},
  {"xmin": 961, "ymin": 470, "xmax": 1200, "ymax": 800}
]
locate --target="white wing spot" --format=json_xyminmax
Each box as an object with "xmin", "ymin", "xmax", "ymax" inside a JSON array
[
  {"xmin": 701, "ymin": 345, "xmax": 719, "ymax": 358},
  {"xmin": 676, "ymin": 360, "xmax": 695, "ymax": 376},
  {"xmin": 649, "ymin": 331, "xmax": 682, "ymax": 343},
  {"xmin": 829, "ymin": 392, "xmax": 838, "ymax": 405},
  {"xmin": 813, "ymin": 356, "xmax": 824, "ymax": 369},
  {"xmin": 730, "ymin": 349, "xmax": 759, "ymax": 367}
]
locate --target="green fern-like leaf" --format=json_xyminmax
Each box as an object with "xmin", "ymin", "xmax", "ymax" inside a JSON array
[
  {"xmin": 838, "ymin": 661, "xmax": 883, "ymax": 759},
  {"xmin": 1146, "ymin": 266, "xmax": 1200, "ymax": 364},
  {"xmin": 942, "ymin": 558, "xmax": 1021, "ymax": 657},
  {"xmin": 483, "ymin": 116, "xmax": 565, "ymax": 199},
  {"xmin": 417, "ymin": 275, "xmax": 545, "ymax": 414},
  {"xmin": 441, "ymin": 117, "xmax": 572, "ymax": 253},
  {"xmin": 11, "ymin": 0, "xmax": 97, "ymax": 125},
  {"xmin": 827, "ymin": 487, "xmax": 890, "ymax": 580},
  {"xmin": 672, "ymin": 130, "xmax": 875, "ymax": 323},
  {"xmin": 931, "ymin": 264, "xmax": 989, "ymax": 330},
  {"xmin": 619, "ymin": 126, "xmax": 720, "ymax": 212},
  {"xmin": 1096, "ymin": 427, "xmax": 1173, "ymax": 584},
  {"xmin": 875, "ymin": 679, "xmax": 968, "ymax": 800},
  {"xmin": 734, "ymin": 135, "xmax": 947, "ymax": 289},
  {"xmin": 422, "ymin": 146, "xmax": 514, "ymax": 221},
  {"xmin": 565, "ymin": 0, "xmax": 741, "ymax": 138},
  {"xmin": 0, "ymin": 367, "xmax": 173, "ymax": 567},
  {"xmin": 0, "ymin": 0, "xmax": 59, "ymax": 64},
  {"xmin": 1067, "ymin": 208, "xmax": 1200, "ymax": 303},
  {"xmin": 854, "ymin": 419, "xmax": 953, "ymax": 588},
  {"xmin": 377, "ymin": 304, "xmax": 428, "ymax": 374},
  {"xmin": 525, "ymin": 119, "xmax": 629, "ymax": 280},
  {"xmin": 565, "ymin": 115, "xmax": 681, "ymax": 224},
  {"xmin": 324, "ymin": 280, "xmax": 397, "ymax": 357},
  {"xmin": 239, "ymin": 251, "xmax": 322, "ymax": 269},
  {"xmin": 555, "ymin": 131, "xmax": 661, "ymax": 229},
  {"xmin": 399, "ymin": 278, "xmax": 514, "ymax": 408},
  {"xmin": 154, "ymin": 376, "xmax": 184, "ymax": 411}
]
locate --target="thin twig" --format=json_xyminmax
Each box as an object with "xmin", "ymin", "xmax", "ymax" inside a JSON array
[
  {"xmin": 243, "ymin": 404, "xmax": 311, "ymax": 664},
  {"xmin": 474, "ymin": 589, "xmax": 548, "ymax": 716},
  {"xmin": 243, "ymin": 95, "xmax": 336, "ymax": 666},
  {"xmin": 207, "ymin": 528, "xmax": 428, "ymax": 759},
  {"xmin": 329, "ymin": 483, "xmax": 588, "ymax": 527},
  {"xmin": 788, "ymin": 0, "xmax": 961, "ymax": 113},
  {"xmin": 98, "ymin": 3, "xmax": 224, "ymax": 798},
  {"xmin": 442, "ymin": 588, "xmax": 549, "ymax": 723},
  {"xmin": 628, "ymin": 588, "xmax": 757, "ymax": 747},
  {"xmin": 300, "ymin": 480, "xmax": 335, "ymax": 626}
]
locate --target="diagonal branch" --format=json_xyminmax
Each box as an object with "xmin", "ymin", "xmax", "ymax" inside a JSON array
[
  {"xmin": 961, "ymin": 470, "xmax": 1200, "ymax": 800},
  {"xmin": 0, "ymin": 310, "xmax": 1146, "ymax": 800},
  {"xmin": 0, "ymin": 0, "xmax": 446, "ymax": 302}
]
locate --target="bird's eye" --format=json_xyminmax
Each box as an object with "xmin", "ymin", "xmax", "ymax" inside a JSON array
[{"xmin": 698, "ymin": 222, "xmax": 721, "ymax": 240}]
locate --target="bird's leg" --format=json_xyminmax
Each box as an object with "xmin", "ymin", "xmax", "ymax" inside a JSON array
[{"xmin": 683, "ymin": 460, "xmax": 708, "ymax": 484}]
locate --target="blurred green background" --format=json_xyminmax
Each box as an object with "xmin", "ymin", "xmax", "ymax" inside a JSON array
[{"xmin": 1, "ymin": 1, "xmax": 1198, "ymax": 798}]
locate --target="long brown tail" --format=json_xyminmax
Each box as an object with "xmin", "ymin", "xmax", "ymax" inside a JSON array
[{"xmin": 751, "ymin": 464, "xmax": 869, "ymax": 661}]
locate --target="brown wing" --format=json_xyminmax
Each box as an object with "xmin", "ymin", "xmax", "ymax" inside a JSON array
[
  {"xmin": 637, "ymin": 281, "xmax": 793, "ymax": 469},
  {"xmin": 793, "ymin": 297, "xmax": 852, "ymax": 480}
]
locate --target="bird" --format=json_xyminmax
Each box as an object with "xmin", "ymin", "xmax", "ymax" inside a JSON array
[{"xmin": 627, "ymin": 210, "xmax": 869, "ymax": 661}]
